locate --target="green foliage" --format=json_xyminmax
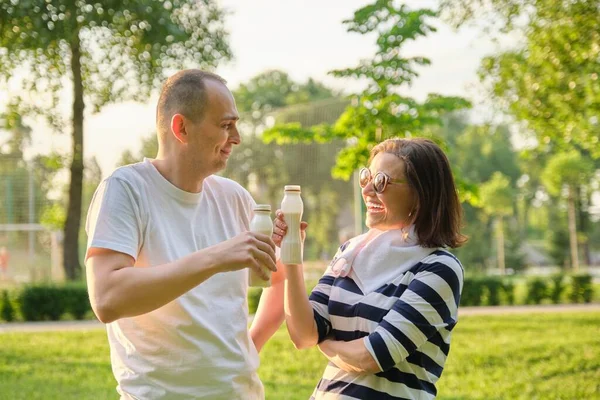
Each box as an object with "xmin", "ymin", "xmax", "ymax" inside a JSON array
[
  {"xmin": 483, "ymin": 277, "xmax": 503, "ymax": 306},
  {"xmin": 247, "ymin": 287, "xmax": 262, "ymax": 315},
  {"xmin": 234, "ymin": 71, "xmax": 335, "ymax": 127},
  {"xmin": 569, "ymin": 274, "xmax": 593, "ymax": 304},
  {"xmin": 480, "ymin": 172, "xmax": 514, "ymax": 216},
  {"xmin": 442, "ymin": 0, "xmax": 599, "ymax": 270},
  {"xmin": 501, "ymin": 280, "xmax": 515, "ymax": 305},
  {"xmin": 0, "ymin": 0, "xmax": 232, "ymax": 121},
  {"xmin": 541, "ymin": 151, "xmax": 595, "ymax": 196},
  {"xmin": 453, "ymin": 205, "xmax": 492, "ymax": 271},
  {"xmin": 40, "ymin": 203, "xmax": 67, "ymax": 231},
  {"xmin": 503, "ymin": 221, "xmax": 527, "ymax": 273},
  {"xmin": 63, "ymin": 284, "xmax": 93, "ymax": 320},
  {"xmin": 17, "ymin": 284, "xmax": 90, "ymax": 321},
  {"xmin": 19, "ymin": 286, "xmax": 65, "ymax": 321},
  {"xmin": 116, "ymin": 133, "xmax": 158, "ymax": 166},
  {"xmin": 1, "ymin": 290, "xmax": 15, "ymax": 322},
  {"xmin": 549, "ymin": 274, "xmax": 566, "ymax": 304},
  {"xmin": 460, "ymin": 276, "xmax": 516, "ymax": 306},
  {"xmin": 526, "ymin": 277, "xmax": 548, "ymax": 304},
  {"xmin": 544, "ymin": 200, "xmax": 570, "ymax": 266},
  {"xmin": 445, "ymin": 0, "xmax": 600, "ymax": 158},
  {"xmin": 264, "ymin": 1, "xmax": 471, "ymax": 181}
]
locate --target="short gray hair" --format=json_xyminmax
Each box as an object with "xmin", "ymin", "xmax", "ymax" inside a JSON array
[{"xmin": 156, "ymin": 69, "xmax": 227, "ymax": 140}]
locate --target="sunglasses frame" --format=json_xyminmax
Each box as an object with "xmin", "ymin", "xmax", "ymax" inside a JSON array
[{"xmin": 359, "ymin": 167, "xmax": 407, "ymax": 194}]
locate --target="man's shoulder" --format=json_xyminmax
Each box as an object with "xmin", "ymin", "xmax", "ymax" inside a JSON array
[{"xmin": 104, "ymin": 162, "xmax": 148, "ymax": 188}]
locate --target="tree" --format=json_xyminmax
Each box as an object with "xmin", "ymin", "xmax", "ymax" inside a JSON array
[
  {"xmin": 436, "ymin": 119, "xmax": 524, "ymax": 271},
  {"xmin": 116, "ymin": 133, "xmax": 158, "ymax": 167},
  {"xmin": 480, "ymin": 172, "xmax": 515, "ymax": 274},
  {"xmin": 541, "ymin": 151, "xmax": 594, "ymax": 271},
  {"xmin": 263, "ymin": 1, "xmax": 470, "ymax": 181},
  {"xmin": 443, "ymin": 0, "xmax": 600, "ymax": 158},
  {"xmin": 0, "ymin": 1, "xmax": 231, "ymax": 279}
]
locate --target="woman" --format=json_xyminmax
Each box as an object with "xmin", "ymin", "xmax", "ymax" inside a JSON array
[{"xmin": 274, "ymin": 138, "xmax": 466, "ymax": 399}]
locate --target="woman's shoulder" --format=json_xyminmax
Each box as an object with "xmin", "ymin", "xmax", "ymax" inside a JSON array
[{"xmin": 417, "ymin": 249, "xmax": 464, "ymax": 276}]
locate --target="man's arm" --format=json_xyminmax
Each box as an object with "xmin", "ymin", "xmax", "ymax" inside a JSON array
[
  {"xmin": 87, "ymin": 231, "xmax": 276, "ymax": 324},
  {"xmin": 248, "ymin": 260, "xmax": 286, "ymax": 353}
]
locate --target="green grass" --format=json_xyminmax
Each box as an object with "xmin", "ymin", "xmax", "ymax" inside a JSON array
[{"xmin": 1, "ymin": 313, "xmax": 599, "ymax": 399}]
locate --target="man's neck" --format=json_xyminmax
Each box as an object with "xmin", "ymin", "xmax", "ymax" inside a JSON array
[{"xmin": 151, "ymin": 157, "xmax": 207, "ymax": 193}]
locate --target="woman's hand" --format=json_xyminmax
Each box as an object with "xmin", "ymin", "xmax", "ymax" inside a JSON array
[{"xmin": 272, "ymin": 210, "xmax": 308, "ymax": 248}]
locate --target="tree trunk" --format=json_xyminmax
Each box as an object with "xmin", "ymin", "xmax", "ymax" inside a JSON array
[
  {"xmin": 577, "ymin": 186, "xmax": 592, "ymax": 266},
  {"xmin": 63, "ymin": 31, "xmax": 85, "ymax": 281},
  {"xmin": 496, "ymin": 216, "xmax": 506, "ymax": 275},
  {"xmin": 567, "ymin": 186, "xmax": 579, "ymax": 272}
]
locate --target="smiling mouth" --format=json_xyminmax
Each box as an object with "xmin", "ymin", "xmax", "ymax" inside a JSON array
[
  {"xmin": 220, "ymin": 149, "xmax": 232, "ymax": 157},
  {"xmin": 366, "ymin": 202, "xmax": 385, "ymax": 214}
]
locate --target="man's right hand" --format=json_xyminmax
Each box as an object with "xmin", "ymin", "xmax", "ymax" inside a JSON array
[{"xmin": 208, "ymin": 231, "xmax": 277, "ymax": 280}]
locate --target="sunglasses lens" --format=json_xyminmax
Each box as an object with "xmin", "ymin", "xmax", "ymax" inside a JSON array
[
  {"xmin": 359, "ymin": 168, "xmax": 370, "ymax": 188},
  {"xmin": 373, "ymin": 173, "xmax": 387, "ymax": 193}
]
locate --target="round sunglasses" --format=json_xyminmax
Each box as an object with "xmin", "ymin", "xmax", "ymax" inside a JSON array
[{"xmin": 359, "ymin": 167, "xmax": 407, "ymax": 194}]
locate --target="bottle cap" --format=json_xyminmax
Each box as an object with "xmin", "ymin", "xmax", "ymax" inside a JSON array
[
  {"xmin": 253, "ymin": 204, "xmax": 271, "ymax": 212},
  {"xmin": 284, "ymin": 185, "xmax": 301, "ymax": 192}
]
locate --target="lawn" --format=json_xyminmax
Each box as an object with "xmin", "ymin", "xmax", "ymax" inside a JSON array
[{"xmin": 0, "ymin": 312, "xmax": 598, "ymax": 399}]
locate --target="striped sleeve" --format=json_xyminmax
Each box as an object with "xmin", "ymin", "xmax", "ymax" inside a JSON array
[
  {"xmin": 364, "ymin": 258, "xmax": 464, "ymax": 372},
  {"xmin": 309, "ymin": 242, "xmax": 348, "ymax": 343},
  {"xmin": 309, "ymin": 274, "xmax": 334, "ymax": 343}
]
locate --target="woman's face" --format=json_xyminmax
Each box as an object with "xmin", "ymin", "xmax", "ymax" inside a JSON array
[{"xmin": 362, "ymin": 152, "xmax": 417, "ymax": 231}]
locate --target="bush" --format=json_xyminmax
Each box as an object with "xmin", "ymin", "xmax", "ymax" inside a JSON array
[
  {"xmin": 63, "ymin": 284, "xmax": 92, "ymax": 320},
  {"xmin": 549, "ymin": 274, "xmax": 566, "ymax": 304},
  {"xmin": 461, "ymin": 277, "xmax": 484, "ymax": 306},
  {"xmin": 569, "ymin": 274, "xmax": 593, "ymax": 304},
  {"xmin": 248, "ymin": 287, "xmax": 262, "ymax": 315},
  {"xmin": 18, "ymin": 284, "xmax": 90, "ymax": 321},
  {"xmin": 526, "ymin": 278, "xmax": 548, "ymax": 305},
  {"xmin": 461, "ymin": 277, "xmax": 514, "ymax": 307},
  {"xmin": 501, "ymin": 280, "xmax": 515, "ymax": 305},
  {"xmin": 483, "ymin": 278, "xmax": 503, "ymax": 306},
  {"xmin": 1, "ymin": 290, "xmax": 15, "ymax": 322}
]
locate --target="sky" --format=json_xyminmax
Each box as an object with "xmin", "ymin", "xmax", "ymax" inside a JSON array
[{"xmin": 1, "ymin": 0, "xmax": 518, "ymax": 178}]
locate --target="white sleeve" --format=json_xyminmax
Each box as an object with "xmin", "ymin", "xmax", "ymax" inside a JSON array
[{"xmin": 85, "ymin": 177, "xmax": 144, "ymax": 261}]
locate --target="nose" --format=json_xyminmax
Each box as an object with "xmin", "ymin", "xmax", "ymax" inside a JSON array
[
  {"xmin": 361, "ymin": 179, "xmax": 375, "ymax": 197},
  {"xmin": 229, "ymin": 124, "xmax": 241, "ymax": 145}
]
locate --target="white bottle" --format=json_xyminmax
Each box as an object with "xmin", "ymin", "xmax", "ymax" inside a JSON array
[
  {"xmin": 280, "ymin": 185, "xmax": 303, "ymax": 265},
  {"xmin": 249, "ymin": 204, "xmax": 274, "ymax": 287}
]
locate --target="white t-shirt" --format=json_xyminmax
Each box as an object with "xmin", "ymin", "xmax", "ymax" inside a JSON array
[{"xmin": 85, "ymin": 159, "xmax": 263, "ymax": 400}]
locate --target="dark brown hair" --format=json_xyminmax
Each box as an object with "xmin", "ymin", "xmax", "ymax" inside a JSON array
[
  {"xmin": 156, "ymin": 69, "xmax": 227, "ymax": 141},
  {"xmin": 369, "ymin": 138, "xmax": 467, "ymax": 248}
]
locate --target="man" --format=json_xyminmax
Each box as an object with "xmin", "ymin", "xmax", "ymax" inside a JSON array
[{"xmin": 86, "ymin": 70, "xmax": 285, "ymax": 399}]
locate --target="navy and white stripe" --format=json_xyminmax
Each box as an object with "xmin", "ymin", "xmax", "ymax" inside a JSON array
[{"xmin": 308, "ymin": 248, "xmax": 463, "ymax": 400}]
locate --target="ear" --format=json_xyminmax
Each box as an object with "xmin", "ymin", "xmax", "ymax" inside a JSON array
[{"xmin": 170, "ymin": 114, "xmax": 189, "ymax": 144}]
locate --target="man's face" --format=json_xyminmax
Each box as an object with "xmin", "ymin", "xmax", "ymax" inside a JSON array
[{"xmin": 186, "ymin": 80, "xmax": 240, "ymax": 175}]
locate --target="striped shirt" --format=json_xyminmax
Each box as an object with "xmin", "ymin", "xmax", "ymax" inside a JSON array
[{"xmin": 309, "ymin": 244, "xmax": 464, "ymax": 400}]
